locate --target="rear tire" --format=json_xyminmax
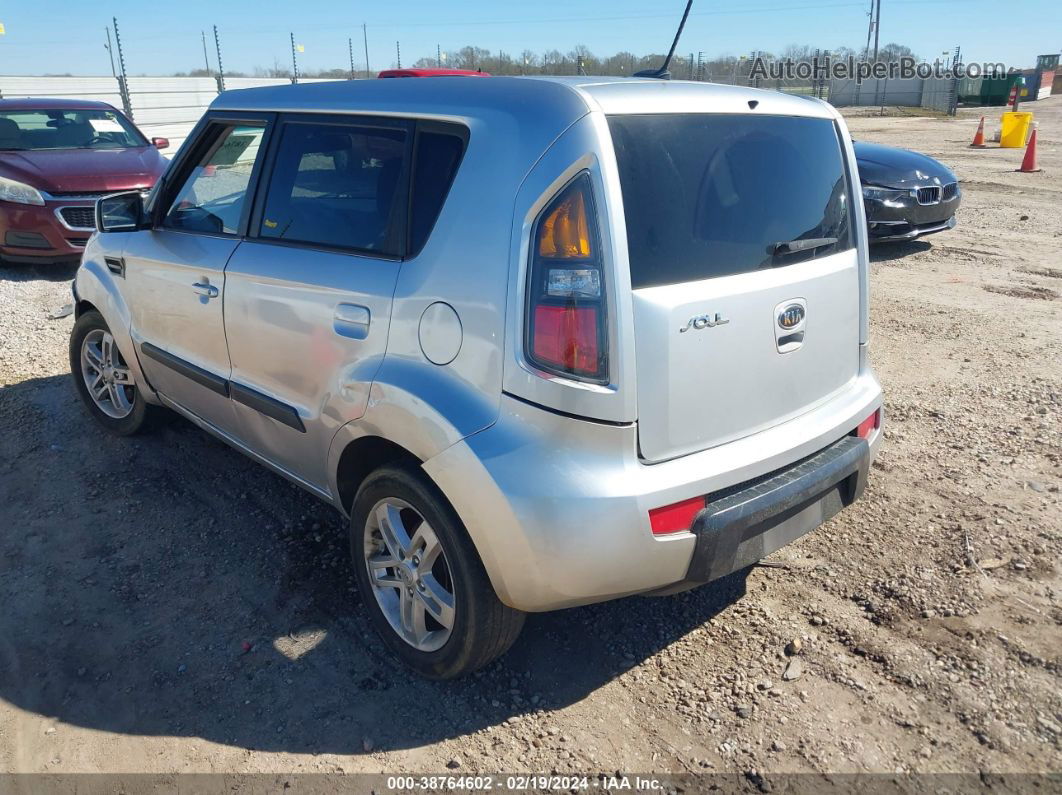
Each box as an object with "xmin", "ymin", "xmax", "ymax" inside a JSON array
[
  {"xmin": 70, "ymin": 310, "xmax": 158, "ymax": 436},
  {"xmin": 350, "ymin": 465, "xmax": 524, "ymax": 679}
]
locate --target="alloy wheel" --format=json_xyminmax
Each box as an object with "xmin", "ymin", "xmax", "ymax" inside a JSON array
[
  {"xmin": 363, "ymin": 497, "xmax": 456, "ymax": 652},
  {"xmin": 80, "ymin": 329, "xmax": 136, "ymax": 419}
]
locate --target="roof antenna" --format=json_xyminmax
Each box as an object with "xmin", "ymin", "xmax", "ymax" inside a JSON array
[{"xmin": 634, "ymin": 0, "xmax": 694, "ymax": 79}]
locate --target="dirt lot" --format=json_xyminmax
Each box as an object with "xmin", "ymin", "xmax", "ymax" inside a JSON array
[{"xmin": 1, "ymin": 97, "xmax": 1059, "ymax": 782}]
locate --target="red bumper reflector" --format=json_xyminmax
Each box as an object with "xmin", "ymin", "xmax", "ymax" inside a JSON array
[
  {"xmin": 856, "ymin": 408, "xmax": 881, "ymax": 439},
  {"xmin": 649, "ymin": 496, "xmax": 706, "ymax": 536}
]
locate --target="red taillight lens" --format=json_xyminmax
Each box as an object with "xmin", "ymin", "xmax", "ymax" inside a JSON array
[
  {"xmin": 526, "ymin": 174, "xmax": 607, "ymax": 382},
  {"xmin": 649, "ymin": 496, "xmax": 706, "ymax": 536},
  {"xmin": 856, "ymin": 408, "xmax": 881, "ymax": 439},
  {"xmin": 532, "ymin": 305, "xmax": 600, "ymax": 375}
]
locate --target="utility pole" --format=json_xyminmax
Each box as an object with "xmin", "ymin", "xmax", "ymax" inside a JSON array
[
  {"xmin": 290, "ymin": 33, "xmax": 300, "ymax": 82},
  {"xmin": 349, "ymin": 38, "xmax": 356, "ymax": 79},
  {"xmin": 395, "ymin": 41, "xmax": 401, "ymax": 69},
  {"xmin": 112, "ymin": 17, "xmax": 133, "ymax": 119},
  {"xmin": 201, "ymin": 30, "xmax": 211, "ymax": 75},
  {"xmin": 362, "ymin": 23, "xmax": 370, "ymax": 78},
  {"xmin": 864, "ymin": 0, "xmax": 875, "ymax": 59},
  {"xmin": 872, "ymin": 0, "xmax": 881, "ymax": 61},
  {"xmin": 213, "ymin": 25, "xmax": 225, "ymax": 91},
  {"xmin": 104, "ymin": 27, "xmax": 116, "ymax": 78},
  {"xmin": 437, "ymin": 44, "xmax": 442, "ymax": 68}
]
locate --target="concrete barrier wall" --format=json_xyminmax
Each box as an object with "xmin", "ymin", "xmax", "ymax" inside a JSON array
[
  {"xmin": 1, "ymin": 75, "xmax": 342, "ymax": 156},
  {"xmin": 828, "ymin": 75, "xmax": 957, "ymax": 114},
  {"xmin": 1, "ymin": 72, "xmax": 968, "ymax": 149}
]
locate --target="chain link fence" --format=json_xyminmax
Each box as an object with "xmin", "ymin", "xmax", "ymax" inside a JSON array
[{"xmin": 683, "ymin": 62, "xmax": 959, "ymax": 114}]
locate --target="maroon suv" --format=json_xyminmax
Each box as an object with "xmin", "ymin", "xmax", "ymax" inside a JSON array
[{"xmin": 0, "ymin": 98, "xmax": 169, "ymax": 264}]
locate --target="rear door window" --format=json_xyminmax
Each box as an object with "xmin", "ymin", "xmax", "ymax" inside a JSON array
[
  {"xmin": 608, "ymin": 114, "xmax": 854, "ymax": 289},
  {"xmin": 255, "ymin": 118, "xmax": 409, "ymax": 256}
]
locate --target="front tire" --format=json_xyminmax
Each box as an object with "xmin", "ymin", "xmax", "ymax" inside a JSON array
[
  {"xmin": 69, "ymin": 310, "xmax": 157, "ymax": 436},
  {"xmin": 350, "ymin": 465, "xmax": 524, "ymax": 679}
]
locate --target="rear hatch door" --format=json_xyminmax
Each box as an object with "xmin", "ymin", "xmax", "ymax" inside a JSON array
[{"xmin": 608, "ymin": 112, "xmax": 860, "ymax": 463}]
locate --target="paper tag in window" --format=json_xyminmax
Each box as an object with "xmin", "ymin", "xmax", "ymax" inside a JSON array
[{"xmin": 89, "ymin": 118, "xmax": 124, "ymax": 133}]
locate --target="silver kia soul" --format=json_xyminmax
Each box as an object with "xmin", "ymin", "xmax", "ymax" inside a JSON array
[{"xmin": 70, "ymin": 76, "xmax": 883, "ymax": 678}]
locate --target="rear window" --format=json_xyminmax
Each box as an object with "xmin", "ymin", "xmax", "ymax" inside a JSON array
[{"xmin": 608, "ymin": 113, "xmax": 854, "ymax": 289}]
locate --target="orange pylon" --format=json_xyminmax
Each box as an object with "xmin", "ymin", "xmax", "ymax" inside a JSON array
[
  {"xmin": 969, "ymin": 116, "xmax": 987, "ymax": 148},
  {"xmin": 1017, "ymin": 128, "xmax": 1042, "ymax": 173}
]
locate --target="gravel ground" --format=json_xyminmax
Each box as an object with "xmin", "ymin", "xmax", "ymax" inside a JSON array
[{"xmin": 0, "ymin": 97, "xmax": 1059, "ymax": 780}]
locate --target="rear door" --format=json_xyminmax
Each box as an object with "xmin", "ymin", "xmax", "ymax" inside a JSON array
[
  {"xmin": 124, "ymin": 115, "xmax": 271, "ymax": 433},
  {"xmin": 222, "ymin": 113, "xmax": 413, "ymax": 489},
  {"xmin": 608, "ymin": 113, "xmax": 859, "ymax": 463}
]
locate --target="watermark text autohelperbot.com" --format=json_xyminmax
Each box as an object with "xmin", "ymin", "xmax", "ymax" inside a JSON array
[{"xmin": 749, "ymin": 55, "xmax": 1010, "ymax": 84}]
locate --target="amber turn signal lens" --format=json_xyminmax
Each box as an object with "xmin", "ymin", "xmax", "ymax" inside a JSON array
[{"xmin": 537, "ymin": 184, "xmax": 591, "ymax": 259}]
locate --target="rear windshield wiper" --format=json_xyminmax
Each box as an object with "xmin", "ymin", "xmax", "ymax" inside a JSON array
[{"xmin": 768, "ymin": 237, "xmax": 839, "ymax": 256}]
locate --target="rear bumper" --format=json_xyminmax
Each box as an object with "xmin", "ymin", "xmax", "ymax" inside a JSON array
[
  {"xmin": 0, "ymin": 200, "xmax": 92, "ymax": 263},
  {"xmin": 670, "ymin": 435, "xmax": 868, "ymax": 589},
  {"xmin": 424, "ymin": 366, "xmax": 883, "ymax": 612}
]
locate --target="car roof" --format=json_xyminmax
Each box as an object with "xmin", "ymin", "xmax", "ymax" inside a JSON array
[
  {"xmin": 211, "ymin": 75, "xmax": 836, "ymax": 122},
  {"xmin": 537, "ymin": 76, "xmax": 836, "ymax": 118},
  {"xmin": 0, "ymin": 97, "xmax": 119, "ymax": 112}
]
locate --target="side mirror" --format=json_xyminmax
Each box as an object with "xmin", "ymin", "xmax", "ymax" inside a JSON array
[
  {"xmin": 152, "ymin": 137, "xmax": 170, "ymax": 150},
  {"xmin": 96, "ymin": 190, "xmax": 146, "ymax": 233}
]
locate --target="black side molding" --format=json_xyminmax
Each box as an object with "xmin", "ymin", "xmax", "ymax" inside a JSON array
[
  {"xmin": 140, "ymin": 342, "xmax": 228, "ymax": 397},
  {"xmin": 139, "ymin": 342, "xmax": 306, "ymax": 433},
  {"xmin": 230, "ymin": 382, "xmax": 306, "ymax": 433}
]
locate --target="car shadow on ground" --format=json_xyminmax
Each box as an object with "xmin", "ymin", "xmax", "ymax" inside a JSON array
[
  {"xmin": 0, "ymin": 372, "xmax": 748, "ymax": 756},
  {"xmin": 0, "ymin": 260, "xmax": 80, "ymax": 283},
  {"xmin": 869, "ymin": 240, "xmax": 932, "ymax": 263}
]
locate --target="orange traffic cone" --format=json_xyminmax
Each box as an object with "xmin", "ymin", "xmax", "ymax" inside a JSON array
[
  {"xmin": 969, "ymin": 116, "xmax": 987, "ymax": 148},
  {"xmin": 1017, "ymin": 127, "xmax": 1042, "ymax": 173}
]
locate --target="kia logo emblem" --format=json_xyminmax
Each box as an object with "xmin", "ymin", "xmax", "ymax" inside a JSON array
[{"xmin": 778, "ymin": 304, "xmax": 805, "ymax": 330}]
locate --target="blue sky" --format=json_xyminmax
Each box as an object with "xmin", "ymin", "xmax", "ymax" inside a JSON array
[{"xmin": 1, "ymin": 0, "xmax": 1058, "ymax": 76}]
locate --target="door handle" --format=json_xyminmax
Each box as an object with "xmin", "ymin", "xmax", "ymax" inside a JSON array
[
  {"xmin": 334, "ymin": 303, "xmax": 370, "ymax": 340},
  {"xmin": 192, "ymin": 281, "xmax": 219, "ymax": 299}
]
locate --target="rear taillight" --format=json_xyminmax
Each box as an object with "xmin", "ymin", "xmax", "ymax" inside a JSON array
[
  {"xmin": 856, "ymin": 408, "xmax": 881, "ymax": 439},
  {"xmin": 525, "ymin": 174, "xmax": 608, "ymax": 382},
  {"xmin": 649, "ymin": 496, "xmax": 706, "ymax": 536}
]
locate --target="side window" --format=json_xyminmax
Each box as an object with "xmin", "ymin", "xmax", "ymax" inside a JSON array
[
  {"xmin": 162, "ymin": 124, "xmax": 266, "ymax": 235},
  {"xmin": 256, "ymin": 120, "xmax": 408, "ymax": 256},
  {"xmin": 409, "ymin": 126, "xmax": 467, "ymax": 256}
]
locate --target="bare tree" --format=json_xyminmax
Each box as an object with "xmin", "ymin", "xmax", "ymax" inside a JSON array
[
  {"xmin": 191, "ymin": 40, "xmax": 920, "ymax": 82},
  {"xmin": 878, "ymin": 42, "xmax": 918, "ymax": 63}
]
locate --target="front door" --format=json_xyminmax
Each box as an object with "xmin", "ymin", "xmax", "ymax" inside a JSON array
[{"xmin": 124, "ymin": 116, "xmax": 271, "ymax": 433}]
